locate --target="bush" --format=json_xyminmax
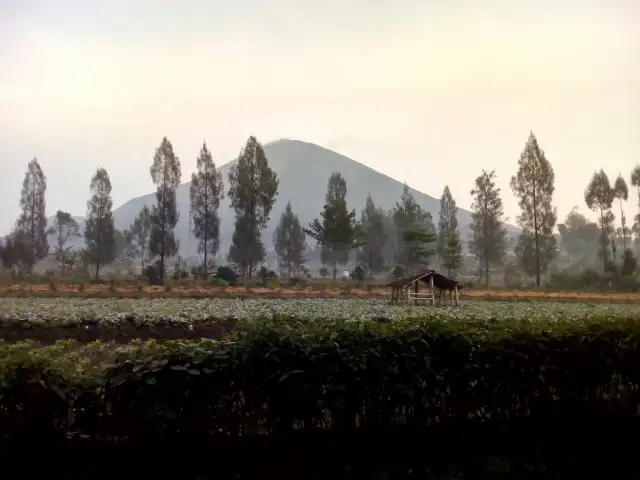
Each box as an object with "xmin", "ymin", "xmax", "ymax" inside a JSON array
[
  {"xmin": 2, "ymin": 316, "xmax": 640, "ymax": 477},
  {"xmin": 207, "ymin": 277, "xmax": 229, "ymax": 288},
  {"xmin": 547, "ymin": 268, "xmax": 640, "ymax": 292},
  {"xmin": 621, "ymin": 249, "xmax": 638, "ymax": 276},
  {"xmin": 215, "ymin": 266, "xmax": 238, "ymax": 286},
  {"xmin": 142, "ymin": 260, "xmax": 167, "ymax": 286},
  {"xmin": 257, "ymin": 266, "xmax": 277, "ymax": 287},
  {"xmin": 503, "ymin": 264, "xmax": 524, "ymax": 289},
  {"xmin": 350, "ymin": 265, "xmax": 366, "ymax": 282},
  {"xmin": 391, "ymin": 265, "xmax": 404, "ymax": 279}
]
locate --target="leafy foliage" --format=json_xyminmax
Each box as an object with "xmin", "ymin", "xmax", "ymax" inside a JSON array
[
  {"xmin": 149, "ymin": 137, "xmax": 181, "ymax": 281},
  {"xmin": 273, "ymin": 201, "xmax": 306, "ymax": 278},
  {"xmin": 1, "ymin": 297, "xmax": 640, "ymax": 326},
  {"xmin": 356, "ymin": 194, "xmax": 387, "ymax": 274},
  {"xmin": 614, "ymin": 173, "xmax": 630, "ymax": 257},
  {"xmin": 47, "ymin": 210, "xmax": 80, "ymax": 273},
  {"xmin": 84, "ymin": 168, "xmax": 116, "ymax": 279},
  {"xmin": 227, "ymin": 136, "xmax": 278, "ymax": 277},
  {"xmin": 621, "ymin": 248, "xmax": 637, "ymax": 276},
  {"xmin": 393, "ymin": 183, "xmax": 436, "ymax": 273},
  {"xmin": 0, "ymin": 233, "xmax": 30, "ymax": 272},
  {"xmin": 15, "ymin": 157, "xmax": 48, "ymax": 272},
  {"xmin": 469, "ymin": 170, "xmax": 508, "ymax": 286},
  {"xmin": 305, "ymin": 172, "xmax": 358, "ymax": 280},
  {"xmin": 632, "ymin": 165, "xmax": 640, "ymax": 253},
  {"xmin": 189, "ymin": 142, "xmax": 224, "ymax": 278},
  {"xmin": 557, "ymin": 207, "xmax": 600, "ymax": 268},
  {"xmin": 585, "ymin": 169, "xmax": 615, "ymax": 272},
  {"xmin": 510, "ymin": 132, "xmax": 557, "ymax": 285},
  {"xmin": 442, "ymin": 229, "xmax": 463, "ymax": 276},
  {"xmin": 437, "ymin": 186, "xmax": 462, "ymax": 276},
  {"xmin": 128, "ymin": 206, "xmax": 152, "ymax": 272},
  {"xmin": 2, "ymin": 307, "xmax": 640, "ymax": 478}
]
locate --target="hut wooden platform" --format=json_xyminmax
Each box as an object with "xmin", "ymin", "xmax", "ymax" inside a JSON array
[{"xmin": 387, "ymin": 270, "xmax": 463, "ymax": 306}]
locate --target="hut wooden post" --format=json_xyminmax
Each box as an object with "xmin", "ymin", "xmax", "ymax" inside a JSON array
[
  {"xmin": 454, "ymin": 284, "xmax": 459, "ymax": 306},
  {"xmin": 429, "ymin": 275, "xmax": 435, "ymax": 305},
  {"xmin": 414, "ymin": 279, "xmax": 418, "ymax": 305}
]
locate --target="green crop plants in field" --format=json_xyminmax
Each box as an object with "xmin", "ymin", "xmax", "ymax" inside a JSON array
[{"xmin": 0, "ymin": 297, "xmax": 639, "ymax": 328}]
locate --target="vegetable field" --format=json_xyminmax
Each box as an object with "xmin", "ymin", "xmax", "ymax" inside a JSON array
[
  {"xmin": 2, "ymin": 297, "xmax": 640, "ymax": 477},
  {"xmin": 1, "ymin": 297, "xmax": 638, "ymax": 325},
  {"xmin": 0, "ymin": 297, "xmax": 637, "ymax": 343}
]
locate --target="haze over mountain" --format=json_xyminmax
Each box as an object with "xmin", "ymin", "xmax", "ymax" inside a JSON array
[
  {"xmin": 2, "ymin": 2, "xmax": 637, "ymax": 237},
  {"xmin": 47, "ymin": 139, "xmax": 518, "ymax": 260}
]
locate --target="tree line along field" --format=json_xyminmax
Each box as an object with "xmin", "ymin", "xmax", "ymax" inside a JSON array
[{"xmin": 2, "ymin": 134, "xmax": 640, "ymax": 299}]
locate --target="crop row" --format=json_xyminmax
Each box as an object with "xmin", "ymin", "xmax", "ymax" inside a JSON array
[{"xmin": 0, "ymin": 297, "xmax": 638, "ymax": 327}]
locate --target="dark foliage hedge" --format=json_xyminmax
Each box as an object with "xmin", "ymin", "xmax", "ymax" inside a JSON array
[{"xmin": 2, "ymin": 316, "xmax": 640, "ymax": 478}]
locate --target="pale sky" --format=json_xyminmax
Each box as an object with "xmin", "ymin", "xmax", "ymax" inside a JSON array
[{"xmin": 1, "ymin": 0, "xmax": 639, "ymax": 234}]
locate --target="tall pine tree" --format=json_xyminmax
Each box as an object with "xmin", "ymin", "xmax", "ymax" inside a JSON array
[
  {"xmin": 469, "ymin": 170, "xmax": 507, "ymax": 287},
  {"xmin": 437, "ymin": 186, "xmax": 463, "ymax": 277},
  {"xmin": 15, "ymin": 157, "xmax": 48, "ymax": 273},
  {"xmin": 305, "ymin": 172, "xmax": 358, "ymax": 281},
  {"xmin": 84, "ymin": 168, "xmax": 116, "ymax": 279},
  {"xmin": 393, "ymin": 183, "xmax": 436, "ymax": 274},
  {"xmin": 510, "ymin": 132, "xmax": 557, "ymax": 285},
  {"xmin": 227, "ymin": 136, "xmax": 278, "ymax": 278},
  {"xmin": 632, "ymin": 165, "xmax": 640, "ymax": 255},
  {"xmin": 585, "ymin": 170, "xmax": 615, "ymax": 272},
  {"xmin": 357, "ymin": 194, "xmax": 387, "ymax": 274},
  {"xmin": 128, "ymin": 205, "xmax": 152, "ymax": 273},
  {"xmin": 613, "ymin": 174, "xmax": 630, "ymax": 256},
  {"xmin": 189, "ymin": 141, "xmax": 224, "ymax": 278},
  {"xmin": 273, "ymin": 201, "xmax": 307, "ymax": 279},
  {"xmin": 149, "ymin": 137, "xmax": 181, "ymax": 281}
]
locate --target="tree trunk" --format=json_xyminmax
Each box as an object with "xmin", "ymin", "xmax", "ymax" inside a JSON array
[
  {"xmin": 533, "ymin": 213, "xmax": 540, "ymax": 287},
  {"xmin": 484, "ymin": 254, "xmax": 490, "ymax": 288},
  {"xmin": 160, "ymin": 176, "xmax": 167, "ymax": 282},
  {"xmin": 600, "ymin": 209, "xmax": 607, "ymax": 272},
  {"xmin": 620, "ymin": 199, "xmax": 627, "ymax": 253}
]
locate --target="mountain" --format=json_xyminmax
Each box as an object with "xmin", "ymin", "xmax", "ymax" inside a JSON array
[{"xmin": 46, "ymin": 139, "xmax": 517, "ymax": 260}]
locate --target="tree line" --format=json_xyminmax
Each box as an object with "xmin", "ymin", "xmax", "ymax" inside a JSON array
[{"xmin": 1, "ymin": 133, "xmax": 639, "ymax": 287}]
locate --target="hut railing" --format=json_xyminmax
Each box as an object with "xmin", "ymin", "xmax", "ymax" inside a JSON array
[{"xmin": 407, "ymin": 291, "xmax": 435, "ymax": 304}]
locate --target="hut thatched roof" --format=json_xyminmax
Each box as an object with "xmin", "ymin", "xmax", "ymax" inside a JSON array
[{"xmin": 387, "ymin": 270, "xmax": 464, "ymax": 290}]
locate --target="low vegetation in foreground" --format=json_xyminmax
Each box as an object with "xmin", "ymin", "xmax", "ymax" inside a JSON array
[{"xmin": 1, "ymin": 302, "xmax": 640, "ymax": 478}]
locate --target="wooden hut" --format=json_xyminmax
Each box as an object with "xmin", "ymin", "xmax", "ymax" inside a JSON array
[{"xmin": 388, "ymin": 270, "xmax": 463, "ymax": 306}]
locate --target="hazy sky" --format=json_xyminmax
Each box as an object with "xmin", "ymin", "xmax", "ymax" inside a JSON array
[{"xmin": 1, "ymin": 0, "xmax": 639, "ymax": 234}]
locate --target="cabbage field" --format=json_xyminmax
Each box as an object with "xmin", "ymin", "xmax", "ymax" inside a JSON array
[{"xmin": 0, "ymin": 297, "xmax": 638, "ymax": 327}]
